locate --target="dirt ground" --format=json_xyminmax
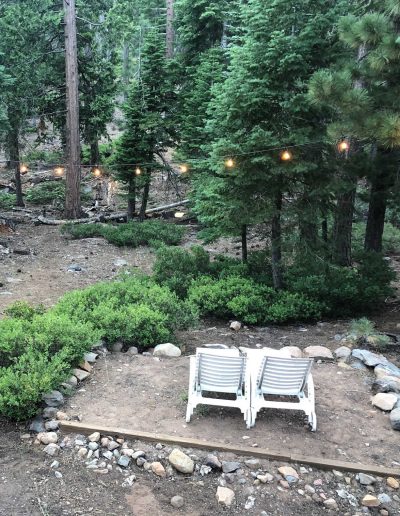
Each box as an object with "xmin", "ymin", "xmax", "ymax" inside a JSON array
[{"xmin": 1, "ymin": 223, "xmax": 400, "ymax": 516}]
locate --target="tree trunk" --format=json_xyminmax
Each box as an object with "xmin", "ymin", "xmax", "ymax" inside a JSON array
[
  {"xmin": 127, "ymin": 178, "xmax": 136, "ymax": 220},
  {"xmin": 90, "ymin": 140, "xmax": 100, "ymax": 166},
  {"xmin": 271, "ymin": 191, "xmax": 283, "ymax": 289},
  {"xmin": 7, "ymin": 126, "xmax": 24, "ymax": 207},
  {"xmin": 122, "ymin": 43, "xmax": 130, "ymax": 100},
  {"xmin": 321, "ymin": 213, "xmax": 328, "ymax": 243},
  {"xmin": 139, "ymin": 172, "xmax": 151, "ymax": 222},
  {"xmin": 166, "ymin": 0, "xmax": 174, "ymax": 58},
  {"xmin": 241, "ymin": 224, "xmax": 248, "ymax": 263},
  {"xmin": 64, "ymin": 0, "xmax": 82, "ymax": 219},
  {"xmin": 332, "ymin": 175, "xmax": 357, "ymax": 266}
]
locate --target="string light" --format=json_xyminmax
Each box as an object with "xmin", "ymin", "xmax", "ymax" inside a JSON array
[
  {"xmin": 225, "ymin": 158, "xmax": 234, "ymax": 168},
  {"xmin": 135, "ymin": 167, "xmax": 142, "ymax": 176},
  {"xmin": 20, "ymin": 164, "xmax": 28, "ymax": 174},
  {"xmin": 93, "ymin": 167, "xmax": 102, "ymax": 177},
  {"xmin": 179, "ymin": 164, "xmax": 188, "ymax": 173},
  {"xmin": 174, "ymin": 212, "xmax": 185, "ymax": 219},
  {"xmin": 54, "ymin": 166, "xmax": 64, "ymax": 177},
  {"xmin": 280, "ymin": 150, "xmax": 292, "ymax": 161},
  {"xmin": 338, "ymin": 140, "xmax": 349, "ymax": 153}
]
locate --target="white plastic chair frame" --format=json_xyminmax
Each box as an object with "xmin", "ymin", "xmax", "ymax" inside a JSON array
[
  {"xmin": 250, "ymin": 356, "xmax": 316, "ymax": 431},
  {"xmin": 185, "ymin": 348, "xmax": 252, "ymax": 428}
]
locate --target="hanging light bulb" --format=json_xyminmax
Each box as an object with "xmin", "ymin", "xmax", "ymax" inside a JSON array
[
  {"xmin": 225, "ymin": 158, "xmax": 234, "ymax": 168},
  {"xmin": 338, "ymin": 140, "xmax": 349, "ymax": 153},
  {"xmin": 93, "ymin": 167, "xmax": 102, "ymax": 178},
  {"xmin": 280, "ymin": 150, "xmax": 292, "ymax": 162},
  {"xmin": 135, "ymin": 167, "xmax": 141, "ymax": 176},
  {"xmin": 20, "ymin": 164, "xmax": 28, "ymax": 174},
  {"xmin": 54, "ymin": 166, "xmax": 64, "ymax": 177},
  {"xmin": 180, "ymin": 164, "xmax": 188, "ymax": 173}
]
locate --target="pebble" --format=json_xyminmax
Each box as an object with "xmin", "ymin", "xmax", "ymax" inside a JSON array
[
  {"xmin": 137, "ymin": 457, "xmax": 147, "ymax": 467},
  {"xmin": 132, "ymin": 450, "xmax": 145, "ymax": 459},
  {"xmin": 222, "ymin": 461, "xmax": 241, "ymax": 473},
  {"xmin": 216, "ymin": 486, "xmax": 235, "ymax": 507},
  {"xmin": 151, "ymin": 462, "xmax": 166, "ymax": 477},
  {"xmin": 42, "ymin": 390, "xmax": 64, "ymax": 407},
  {"xmin": 78, "ymin": 448, "xmax": 88, "ymax": 458},
  {"xmin": 38, "ymin": 432, "xmax": 58, "ymax": 445},
  {"xmin": 170, "ymin": 496, "xmax": 184, "ymax": 508},
  {"xmin": 357, "ymin": 473, "xmax": 376, "ymax": 485},
  {"xmin": 390, "ymin": 408, "xmax": 400, "ymax": 430},
  {"xmin": 387, "ymin": 477, "xmax": 399, "ymax": 489},
  {"xmin": 122, "ymin": 475, "xmax": 136, "ymax": 487},
  {"xmin": 56, "ymin": 411, "xmax": 70, "ymax": 421},
  {"xmin": 362, "ymin": 494, "xmax": 380, "ymax": 507},
  {"xmin": 108, "ymin": 441, "xmax": 119, "ymax": 451},
  {"xmin": 169, "ymin": 449, "xmax": 194, "ymax": 474},
  {"xmin": 54, "ymin": 471, "xmax": 62, "ymax": 479},
  {"xmin": 29, "ymin": 416, "xmax": 46, "ymax": 433},
  {"xmin": 244, "ymin": 496, "xmax": 255, "ymax": 510},
  {"xmin": 50, "ymin": 461, "xmax": 59, "ymax": 469},
  {"xmin": 205, "ymin": 454, "xmax": 222, "ymax": 470},
  {"xmin": 45, "ymin": 420, "xmax": 59, "ymax": 431},
  {"xmin": 88, "ymin": 442, "xmax": 99, "ymax": 451},
  {"xmin": 117, "ymin": 456, "xmax": 131, "ymax": 468},
  {"xmin": 278, "ymin": 466, "xmax": 299, "ymax": 481},
  {"xmin": 245, "ymin": 459, "xmax": 261, "ymax": 470},
  {"xmin": 88, "ymin": 432, "xmax": 100, "ymax": 442},
  {"xmin": 323, "ymin": 498, "xmax": 338, "ymax": 509},
  {"xmin": 102, "ymin": 451, "xmax": 113, "ymax": 460},
  {"xmin": 43, "ymin": 443, "xmax": 60, "ymax": 456},
  {"xmin": 257, "ymin": 473, "xmax": 274, "ymax": 484},
  {"xmin": 378, "ymin": 493, "xmax": 391, "ymax": 504}
]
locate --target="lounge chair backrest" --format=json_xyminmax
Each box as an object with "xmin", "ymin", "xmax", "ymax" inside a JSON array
[
  {"xmin": 196, "ymin": 351, "xmax": 246, "ymax": 394},
  {"xmin": 257, "ymin": 357, "xmax": 313, "ymax": 396}
]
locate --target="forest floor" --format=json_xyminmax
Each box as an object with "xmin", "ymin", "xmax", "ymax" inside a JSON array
[{"xmin": 1, "ymin": 222, "xmax": 400, "ymax": 515}]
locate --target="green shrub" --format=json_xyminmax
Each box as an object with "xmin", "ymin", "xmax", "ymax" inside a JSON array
[
  {"xmin": 265, "ymin": 292, "xmax": 324, "ymax": 323},
  {"xmin": 62, "ymin": 220, "xmax": 185, "ymax": 248},
  {"xmin": 0, "ymin": 318, "xmax": 31, "ymax": 367},
  {"xmin": 4, "ymin": 301, "xmax": 46, "ymax": 321},
  {"xmin": 25, "ymin": 181, "xmax": 91, "ymax": 206},
  {"xmin": 0, "ymin": 192, "xmax": 16, "ymax": 210}
]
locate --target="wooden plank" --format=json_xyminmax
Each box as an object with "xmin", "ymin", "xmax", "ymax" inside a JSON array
[{"xmin": 60, "ymin": 421, "xmax": 400, "ymax": 477}]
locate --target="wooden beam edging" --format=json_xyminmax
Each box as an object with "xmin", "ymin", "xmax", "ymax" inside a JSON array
[{"xmin": 60, "ymin": 421, "xmax": 400, "ymax": 478}]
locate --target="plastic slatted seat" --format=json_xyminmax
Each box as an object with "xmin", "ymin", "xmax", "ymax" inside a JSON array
[
  {"xmin": 186, "ymin": 348, "xmax": 251, "ymax": 428},
  {"xmin": 250, "ymin": 356, "xmax": 316, "ymax": 431}
]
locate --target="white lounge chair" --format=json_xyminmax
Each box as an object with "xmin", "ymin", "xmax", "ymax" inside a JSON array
[
  {"xmin": 250, "ymin": 356, "xmax": 316, "ymax": 431},
  {"xmin": 186, "ymin": 348, "xmax": 251, "ymax": 428}
]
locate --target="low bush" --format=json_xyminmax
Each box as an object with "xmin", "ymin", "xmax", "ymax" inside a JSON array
[
  {"xmin": 62, "ymin": 220, "xmax": 185, "ymax": 248},
  {"xmin": 4, "ymin": 300, "xmax": 46, "ymax": 321},
  {"xmin": 0, "ymin": 192, "xmax": 16, "ymax": 210},
  {"xmin": 25, "ymin": 181, "xmax": 91, "ymax": 206}
]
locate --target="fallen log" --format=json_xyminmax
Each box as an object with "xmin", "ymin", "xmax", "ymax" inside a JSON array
[{"xmin": 37, "ymin": 199, "xmax": 189, "ymax": 225}]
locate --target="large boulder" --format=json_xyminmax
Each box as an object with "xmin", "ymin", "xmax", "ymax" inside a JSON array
[
  {"xmin": 303, "ymin": 346, "xmax": 333, "ymax": 360},
  {"xmin": 281, "ymin": 346, "xmax": 303, "ymax": 358},
  {"xmin": 352, "ymin": 349, "xmax": 387, "ymax": 368},
  {"xmin": 42, "ymin": 391, "xmax": 64, "ymax": 407},
  {"xmin": 334, "ymin": 346, "xmax": 352, "ymax": 361},
  {"xmin": 372, "ymin": 376, "xmax": 400, "ymax": 394},
  {"xmin": 375, "ymin": 363, "xmax": 400, "ymax": 379},
  {"xmin": 390, "ymin": 408, "xmax": 400, "ymax": 430},
  {"xmin": 153, "ymin": 343, "xmax": 181, "ymax": 358},
  {"xmin": 371, "ymin": 393, "xmax": 397, "ymax": 411}
]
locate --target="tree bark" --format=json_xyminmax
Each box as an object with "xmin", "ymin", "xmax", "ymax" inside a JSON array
[
  {"xmin": 321, "ymin": 213, "xmax": 328, "ymax": 243},
  {"xmin": 241, "ymin": 224, "xmax": 248, "ymax": 263},
  {"xmin": 139, "ymin": 171, "xmax": 151, "ymax": 222},
  {"xmin": 271, "ymin": 191, "xmax": 283, "ymax": 289},
  {"xmin": 122, "ymin": 43, "xmax": 130, "ymax": 100},
  {"xmin": 7, "ymin": 126, "xmax": 24, "ymax": 207},
  {"xmin": 127, "ymin": 178, "xmax": 136, "ymax": 220},
  {"xmin": 64, "ymin": 0, "xmax": 82, "ymax": 219},
  {"xmin": 166, "ymin": 0, "xmax": 174, "ymax": 58},
  {"xmin": 90, "ymin": 140, "xmax": 100, "ymax": 166},
  {"xmin": 332, "ymin": 175, "xmax": 357, "ymax": 266}
]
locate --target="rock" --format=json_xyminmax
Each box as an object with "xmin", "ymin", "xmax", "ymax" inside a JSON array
[
  {"xmin": 389, "ymin": 408, "xmax": 400, "ymax": 430},
  {"xmin": 43, "ymin": 407, "xmax": 58, "ymax": 419},
  {"xmin": 204, "ymin": 343, "xmax": 229, "ymax": 349},
  {"xmin": 88, "ymin": 442, "xmax": 99, "ymax": 451},
  {"xmin": 357, "ymin": 473, "xmax": 376, "ymax": 485},
  {"xmin": 205, "ymin": 454, "xmax": 222, "ymax": 470},
  {"xmin": 43, "ymin": 443, "xmax": 60, "ymax": 456},
  {"xmin": 78, "ymin": 360, "xmax": 93, "ymax": 372},
  {"xmin": 222, "ymin": 461, "xmax": 241, "ymax": 473},
  {"xmin": 375, "ymin": 363, "xmax": 400, "ymax": 379},
  {"xmin": 108, "ymin": 441, "xmax": 119, "ymax": 451},
  {"xmin": 67, "ymin": 264, "xmax": 83, "ymax": 272},
  {"xmin": 230, "ymin": 321, "xmax": 241, "ymax": 331},
  {"xmin": 78, "ymin": 448, "xmax": 88, "ymax": 458},
  {"xmin": 281, "ymin": 346, "xmax": 303, "ymax": 358},
  {"xmin": 372, "ymin": 376, "xmax": 400, "ymax": 394},
  {"xmin": 101, "ymin": 437, "xmax": 110, "ymax": 447},
  {"xmin": 199, "ymin": 464, "xmax": 212, "ymax": 476},
  {"xmin": 42, "ymin": 390, "xmax": 64, "ymax": 407},
  {"xmin": 279, "ymin": 479, "xmax": 290, "ymax": 489},
  {"xmin": 371, "ymin": 393, "xmax": 397, "ymax": 411},
  {"xmin": 122, "ymin": 475, "xmax": 136, "ymax": 487},
  {"xmin": 350, "ymin": 359, "xmax": 368, "ymax": 371},
  {"xmin": 72, "ymin": 368, "xmax": 90, "ymax": 381},
  {"xmin": 153, "ymin": 343, "xmax": 181, "ymax": 358},
  {"xmin": 278, "ymin": 466, "xmax": 299, "ymax": 481},
  {"xmin": 303, "ymin": 346, "xmax": 333, "ymax": 360},
  {"xmin": 88, "ymin": 432, "xmax": 100, "ymax": 442},
  {"xmin": 29, "ymin": 416, "xmax": 45, "ymax": 433},
  {"xmin": 244, "ymin": 496, "xmax": 255, "ymax": 510},
  {"xmin": 45, "ymin": 420, "xmax": 59, "ymax": 431},
  {"xmin": 38, "ymin": 432, "xmax": 58, "ymax": 445},
  {"xmin": 352, "ymin": 349, "xmax": 388, "ymax": 367},
  {"xmin": 56, "ymin": 411, "xmax": 69, "ymax": 421},
  {"xmin": 132, "ymin": 450, "xmax": 145, "ymax": 460},
  {"xmin": 50, "ymin": 460, "xmax": 59, "ymax": 469},
  {"xmin": 378, "ymin": 493, "xmax": 391, "ymax": 504},
  {"xmin": 114, "ymin": 259, "xmax": 128, "ymax": 267},
  {"xmin": 137, "ymin": 457, "xmax": 147, "ymax": 467},
  {"xmin": 257, "ymin": 473, "xmax": 274, "ymax": 483},
  {"xmin": 112, "ymin": 341, "xmax": 123, "ymax": 352},
  {"xmin": 362, "ymin": 495, "xmax": 380, "ymax": 507},
  {"xmin": 118, "ymin": 456, "xmax": 131, "ymax": 468},
  {"xmin": 334, "ymin": 346, "xmax": 352, "ymax": 361},
  {"xmin": 168, "ymin": 449, "xmax": 194, "ymax": 474},
  {"xmin": 170, "ymin": 496, "xmax": 184, "ymax": 508},
  {"xmin": 102, "ymin": 450, "xmax": 113, "ymax": 460},
  {"xmin": 84, "ymin": 352, "xmax": 98, "ymax": 363},
  {"xmin": 387, "ymin": 477, "xmax": 399, "ymax": 489},
  {"xmin": 122, "ymin": 449, "xmax": 134, "ymax": 457},
  {"xmin": 64, "ymin": 376, "xmax": 78, "ymax": 388},
  {"xmin": 245, "ymin": 459, "xmax": 261, "ymax": 470},
  {"xmin": 127, "ymin": 346, "xmax": 138, "ymax": 355},
  {"xmin": 323, "ymin": 498, "xmax": 338, "ymax": 509},
  {"xmin": 216, "ymin": 486, "xmax": 235, "ymax": 507},
  {"xmin": 151, "ymin": 462, "xmax": 166, "ymax": 477},
  {"xmin": 54, "ymin": 471, "xmax": 62, "ymax": 479}
]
